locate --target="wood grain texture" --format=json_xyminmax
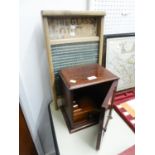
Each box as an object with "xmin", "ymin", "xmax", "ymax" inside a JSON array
[
  {"xmin": 51, "ymin": 36, "xmax": 99, "ymax": 45},
  {"xmin": 98, "ymin": 17, "xmax": 104, "ymax": 65},
  {"xmin": 96, "ymin": 81, "xmax": 117, "ymax": 150},
  {"xmin": 42, "ymin": 17, "xmax": 58, "ymax": 109},
  {"xmin": 101, "ymin": 80, "xmax": 118, "ymax": 109},
  {"xmin": 61, "ymin": 105, "xmax": 99, "ymax": 133},
  {"xmin": 59, "ymin": 64, "xmax": 119, "ymax": 90},
  {"xmin": 19, "ymin": 105, "xmax": 38, "ymax": 155},
  {"xmin": 121, "ymin": 102, "xmax": 135, "ymax": 117},
  {"xmin": 60, "ymin": 64, "xmax": 119, "ymax": 138},
  {"xmin": 42, "ymin": 10, "xmax": 105, "ymax": 17},
  {"xmin": 96, "ymin": 108, "xmax": 105, "ymax": 150}
]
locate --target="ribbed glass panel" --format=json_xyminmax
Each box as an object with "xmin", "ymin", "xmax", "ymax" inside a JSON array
[{"xmin": 51, "ymin": 41, "xmax": 99, "ymax": 96}]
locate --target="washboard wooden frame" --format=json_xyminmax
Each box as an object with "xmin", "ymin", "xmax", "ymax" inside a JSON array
[{"xmin": 42, "ymin": 10, "xmax": 106, "ymax": 109}]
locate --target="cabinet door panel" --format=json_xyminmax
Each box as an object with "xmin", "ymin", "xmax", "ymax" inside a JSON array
[
  {"xmin": 96, "ymin": 108, "xmax": 113, "ymax": 150},
  {"xmin": 96, "ymin": 80, "xmax": 118, "ymax": 150},
  {"xmin": 101, "ymin": 80, "xmax": 118, "ymax": 108}
]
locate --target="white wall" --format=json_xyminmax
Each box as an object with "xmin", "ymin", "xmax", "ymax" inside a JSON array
[
  {"xmin": 88, "ymin": 0, "xmax": 135, "ymax": 34},
  {"xmin": 20, "ymin": 0, "xmax": 87, "ymax": 154}
]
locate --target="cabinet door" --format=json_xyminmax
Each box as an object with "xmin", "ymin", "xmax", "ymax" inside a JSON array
[
  {"xmin": 101, "ymin": 80, "xmax": 118, "ymax": 109},
  {"xmin": 96, "ymin": 80, "xmax": 118, "ymax": 150},
  {"xmin": 96, "ymin": 108, "xmax": 114, "ymax": 150}
]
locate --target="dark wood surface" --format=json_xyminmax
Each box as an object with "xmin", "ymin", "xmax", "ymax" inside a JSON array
[
  {"xmin": 101, "ymin": 80, "xmax": 118, "ymax": 108},
  {"xmin": 96, "ymin": 108, "xmax": 106, "ymax": 150},
  {"xmin": 61, "ymin": 106, "xmax": 99, "ymax": 133},
  {"xmin": 96, "ymin": 81, "xmax": 118, "ymax": 150},
  {"xmin": 59, "ymin": 64, "xmax": 118, "ymax": 90},
  {"xmin": 19, "ymin": 105, "xmax": 38, "ymax": 155},
  {"xmin": 59, "ymin": 64, "xmax": 119, "ymax": 150}
]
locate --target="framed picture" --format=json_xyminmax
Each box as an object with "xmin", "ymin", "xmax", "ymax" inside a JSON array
[{"xmin": 103, "ymin": 33, "xmax": 135, "ymax": 92}]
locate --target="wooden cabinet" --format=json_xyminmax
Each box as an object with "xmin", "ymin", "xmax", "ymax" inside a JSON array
[{"xmin": 59, "ymin": 63, "xmax": 119, "ymax": 150}]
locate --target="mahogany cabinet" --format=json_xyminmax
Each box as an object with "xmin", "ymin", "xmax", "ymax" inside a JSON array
[{"xmin": 59, "ymin": 63, "xmax": 119, "ymax": 150}]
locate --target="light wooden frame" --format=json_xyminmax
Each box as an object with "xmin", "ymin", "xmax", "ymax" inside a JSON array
[{"xmin": 42, "ymin": 10, "xmax": 105, "ymax": 110}]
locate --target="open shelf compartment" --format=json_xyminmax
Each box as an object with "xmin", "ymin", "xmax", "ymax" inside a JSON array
[{"xmin": 71, "ymin": 81, "xmax": 113, "ymax": 127}]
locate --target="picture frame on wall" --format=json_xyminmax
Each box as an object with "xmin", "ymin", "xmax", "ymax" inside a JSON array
[{"xmin": 103, "ymin": 33, "xmax": 135, "ymax": 93}]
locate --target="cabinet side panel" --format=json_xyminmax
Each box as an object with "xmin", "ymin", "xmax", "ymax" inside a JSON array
[{"xmin": 62, "ymin": 82, "xmax": 73, "ymax": 126}]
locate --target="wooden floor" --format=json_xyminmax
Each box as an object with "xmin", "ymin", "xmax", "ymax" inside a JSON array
[{"xmin": 19, "ymin": 105, "xmax": 38, "ymax": 155}]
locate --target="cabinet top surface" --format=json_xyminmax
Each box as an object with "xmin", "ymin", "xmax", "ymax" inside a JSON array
[{"xmin": 59, "ymin": 64, "xmax": 119, "ymax": 90}]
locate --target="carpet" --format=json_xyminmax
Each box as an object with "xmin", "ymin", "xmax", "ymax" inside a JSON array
[
  {"xmin": 118, "ymin": 145, "xmax": 135, "ymax": 155},
  {"xmin": 113, "ymin": 90, "xmax": 135, "ymax": 132}
]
